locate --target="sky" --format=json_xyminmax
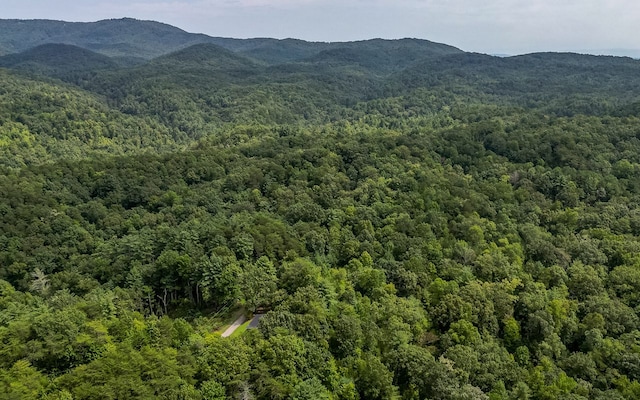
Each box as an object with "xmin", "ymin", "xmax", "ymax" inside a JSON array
[{"xmin": 3, "ymin": 0, "xmax": 640, "ymax": 55}]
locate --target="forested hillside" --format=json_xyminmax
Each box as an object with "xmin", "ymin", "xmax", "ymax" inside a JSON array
[
  {"xmin": 0, "ymin": 18, "xmax": 462, "ymax": 64},
  {"xmin": 2, "ymin": 18, "xmax": 640, "ymax": 400}
]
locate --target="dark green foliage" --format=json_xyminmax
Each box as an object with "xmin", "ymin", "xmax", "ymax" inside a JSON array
[
  {"xmin": 2, "ymin": 19, "xmax": 640, "ymax": 400},
  {"xmin": 0, "ymin": 44, "xmax": 118, "ymax": 78}
]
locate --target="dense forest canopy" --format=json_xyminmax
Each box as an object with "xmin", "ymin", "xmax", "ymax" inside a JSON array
[{"xmin": 2, "ymin": 17, "xmax": 640, "ymax": 400}]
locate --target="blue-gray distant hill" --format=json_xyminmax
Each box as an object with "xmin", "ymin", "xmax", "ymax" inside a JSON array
[
  {"xmin": 0, "ymin": 18, "xmax": 463, "ymax": 65},
  {"xmin": 0, "ymin": 43, "xmax": 118, "ymax": 77},
  {"xmin": 2, "ymin": 17, "xmax": 640, "ymax": 156},
  {"xmin": 0, "ymin": 18, "xmax": 213, "ymax": 59}
]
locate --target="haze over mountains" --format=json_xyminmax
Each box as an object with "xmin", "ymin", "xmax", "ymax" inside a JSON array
[
  {"xmin": 4, "ymin": 16, "xmax": 640, "ymax": 400},
  {"xmin": 0, "ymin": 18, "xmax": 463, "ymax": 63},
  {"xmin": 1, "ymin": 17, "xmax": 639, "ymax": 100},
  {"xmin": 1, "ymin": 17, "xmax": 640, "ymax": 169}
]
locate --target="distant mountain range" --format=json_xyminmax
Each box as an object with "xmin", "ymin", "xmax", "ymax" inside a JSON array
[
  {"xmin": 2, "ymin": 17, "xmax": 640, "ymax": 116},
  {"xmin": 1, "ymin": 17, "xmax": 640, "ymax": 172},
  {"xmin": 0, "ymin": 18, "xmax": 463, "ymax": 64},
  {"xmin": 583, "ymin": 49, "xmax": 640, "ymax": 59}
]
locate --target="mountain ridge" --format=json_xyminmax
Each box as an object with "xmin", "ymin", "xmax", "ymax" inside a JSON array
[
  {"xmin": 0, "ymin": 18, "xmax": 463, "ymax": 64},
  {"xmin": 0, "ymin": 43, "xmax": 118, "ymax": 73}
]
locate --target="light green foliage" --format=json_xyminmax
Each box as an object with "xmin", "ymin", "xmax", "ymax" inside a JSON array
[
  {"xmin": 448, "ymin": 320, "xmax": 481, "ymax": 346},
  {"xmin": 291, "ymin": 378, "xmax": 332, "ymax": 400},
  {"xmin": 0, "ymin": 360, "xmax": 48, "ymax": 399},
  {"xmin": 200, "ymin": 380, "xmax": 226, "ymax": 400}
]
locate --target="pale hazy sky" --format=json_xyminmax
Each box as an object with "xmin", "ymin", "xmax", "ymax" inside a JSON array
[{"xmin": 3, "ymin": 0, "xmax": 640, "ymax": 54}]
